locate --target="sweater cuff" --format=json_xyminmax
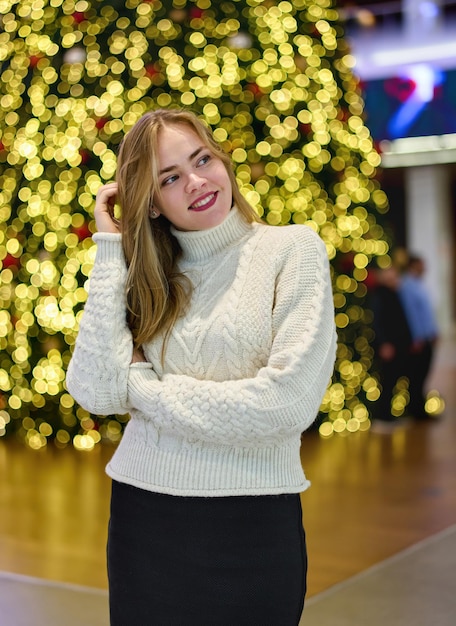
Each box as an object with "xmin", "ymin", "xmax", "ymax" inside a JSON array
[
  {"xmin": 130, "ymin": 362, "xmax": 154, "ymax": 370},
  {"xmin": 92, "ymin": 232, "xmax": 124, "ymax": 263}
]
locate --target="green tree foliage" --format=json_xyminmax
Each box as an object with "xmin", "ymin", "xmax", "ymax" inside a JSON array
[{"xmin": 0, "ymin": 0, "xmax": 390, "ymax": 449}]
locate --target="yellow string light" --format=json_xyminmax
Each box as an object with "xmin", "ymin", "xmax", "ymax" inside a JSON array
[{"xmin": 0, "ymin": 0, "xmax": 389, "ymax": 448}]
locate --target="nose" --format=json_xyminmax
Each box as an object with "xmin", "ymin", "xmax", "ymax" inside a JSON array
[{"xmin": 185, "ymin": 172, "xmax": 206, "ymax": 193}]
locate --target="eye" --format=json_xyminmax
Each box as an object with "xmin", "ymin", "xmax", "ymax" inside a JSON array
[
  {"xmin": 197, "ymin": 154, "xmax": 211, "ymax": 167},
  {"xmin": 161, "ymin": 174, "xmax": 178, "ymax": 186}
]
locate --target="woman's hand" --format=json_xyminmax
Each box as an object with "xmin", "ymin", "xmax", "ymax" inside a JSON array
[{"xmin": 94, "ymin": 182, "xmax": 120, "ymax": 233}]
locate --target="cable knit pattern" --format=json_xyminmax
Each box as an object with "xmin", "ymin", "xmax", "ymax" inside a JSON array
[
  {"xmin": 66, "ymin": 233, "xmax": 133, "ymax": 416},
  {"xmin": 66, "ymin": 207, "xmax": 337, "ymax": 496}
]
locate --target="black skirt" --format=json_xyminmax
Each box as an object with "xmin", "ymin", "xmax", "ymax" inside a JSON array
[{"xmin": 107, "ymin": 481, "xmax": 307, "ymax": 626}]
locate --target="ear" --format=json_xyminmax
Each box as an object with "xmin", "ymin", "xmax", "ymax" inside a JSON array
[{"xmin": 149, "ymin": 207, "xmax": 160, "ymax": 219}]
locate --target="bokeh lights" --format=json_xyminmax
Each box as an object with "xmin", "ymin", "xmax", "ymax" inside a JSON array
[{"xmin": 1, "ymin": 0, "xmax": 397, "ymax": 448}]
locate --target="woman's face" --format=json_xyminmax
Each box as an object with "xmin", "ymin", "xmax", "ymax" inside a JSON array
[{"xmin": 152, "ymin": 124, "xmax": 233, "ymax": 232}]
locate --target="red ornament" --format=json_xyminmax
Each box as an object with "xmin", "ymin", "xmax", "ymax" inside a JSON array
[
  {"xmin": 29, "ymin": 55, "xmax": 43, "ymax": 68},
  {"xmin": 2, "ymin": 254, "xmax": 20, "ymax": 269},
  {"xmin": 299, "ymin": 123, "xmax": 312, "ymax": 136},
  {"xmin": 145, "ymin": 63, "xmax": 160, "ymax": 77},
  {"xmin": 79, "ymin": 149, "xmax": 91, "ymax": 165},
  {"xmin": 246, "ymin": 83, "xmax": 263, "ymax": 99},
  {"xmin": 95, "ymin": 117, "xmax": 109, "ymax": 130},
  {"xmin": 189, "ymin": 7, "xmax": 204, "ymax": 19},
  {"xmin": 72, "ymin": 11, "xmax": 86, "ymax": 23},
  {"xmin": 71, "ymin": 222, "xmax": 92, "ymax": 241},
  {"xmin": 339, "ymin": 252, "xmax": 355, "ymax": 273},
  {"xmin": 363, "ymin": 269, "xmax": 378, "ymax": 291}
]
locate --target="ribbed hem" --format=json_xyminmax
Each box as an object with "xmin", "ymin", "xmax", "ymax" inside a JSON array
[
  {"xmin": 92, "ymin": 232, "xmax": 124, "ymax": 263},
  {"xmin": 130, "ymin": 362, "xmax": 154, "ymax": 370},
  {"xmin": 105, "ymin": 424, "xmax": 309, "ymax": 497}
]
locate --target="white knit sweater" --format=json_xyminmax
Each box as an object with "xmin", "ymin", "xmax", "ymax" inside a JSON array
[{"xmin": 66, "ymin": 207, "xmax": 337, "ymax": 496}]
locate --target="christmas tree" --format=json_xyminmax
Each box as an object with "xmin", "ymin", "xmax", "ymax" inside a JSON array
[{"xmin": 0, "ymin": 0, "xmax": 389, "ymax": 450}]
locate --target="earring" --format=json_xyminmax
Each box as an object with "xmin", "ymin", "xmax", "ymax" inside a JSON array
[{"xmin": 150, "ymin": 209, "xmax": 159, "ymax": 219}]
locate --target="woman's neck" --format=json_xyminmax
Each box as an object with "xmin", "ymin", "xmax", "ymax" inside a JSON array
[{"xmin": 171, "ymin": 207, "xmax": 253, "ymax": 263}]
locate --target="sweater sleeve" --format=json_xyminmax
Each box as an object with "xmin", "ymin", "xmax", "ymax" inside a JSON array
[
  {"xmin": 65, "ymin": 233, "xmax": 134, "ymax": 416},
  {"xmin": 127, "ymin": 229, "xmax": 337, "ymax": 446}
]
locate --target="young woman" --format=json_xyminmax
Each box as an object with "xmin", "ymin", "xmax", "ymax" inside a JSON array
[{"xmin": 66, "ymin": 108, "xmax": 337, "ymax": 625}]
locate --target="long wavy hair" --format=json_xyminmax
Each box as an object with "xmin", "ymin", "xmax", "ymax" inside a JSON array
[{"xmin": 115, "ymin": 108, "xmax": 261, "ymax": 355}]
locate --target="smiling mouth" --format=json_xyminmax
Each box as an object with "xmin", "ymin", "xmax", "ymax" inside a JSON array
[{"xmin": 189, "ymin": 192, "xmax": 218, "ymax": 211}]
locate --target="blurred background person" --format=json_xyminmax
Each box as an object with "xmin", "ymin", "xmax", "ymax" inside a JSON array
[
  {"xmin": 370, "ymin": 265, "xmax": 413, "ymax": 431},
  {"xmin": 399, "ymin": 255, "xmax": 440, "ymax": 421}
]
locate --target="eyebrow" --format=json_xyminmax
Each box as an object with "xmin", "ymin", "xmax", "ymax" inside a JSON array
[{"xmin": 159, "ymin": 146, "xmax": 205, "ymax": 176}]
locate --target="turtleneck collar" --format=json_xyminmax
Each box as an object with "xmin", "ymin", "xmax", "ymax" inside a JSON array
[{"xmin": 170, "ymin": 206, "xmax": 254, "ymax": 263}]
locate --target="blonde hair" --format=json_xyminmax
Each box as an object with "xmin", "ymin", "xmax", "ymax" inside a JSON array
[{"xmin": 115, "ymin": 108, "xmax": 260, "ymax": 354}]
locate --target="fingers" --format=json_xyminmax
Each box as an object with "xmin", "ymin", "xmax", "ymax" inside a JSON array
[
  {"xmin": 94, "ymin": 182, "xmax": 120, "ymax": 233},
  {"xmin": 95, "ymin": 182, "xmax": 118, "ymax": 212}
]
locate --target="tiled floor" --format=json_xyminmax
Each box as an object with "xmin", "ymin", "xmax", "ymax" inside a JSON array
[
  {"xmin": 0, "ymin": 572, "xmax": 109, "ymax": 626},
  {"xmin": 1, "ymin": 524, "xmax": 455, "ymax": 625},
  {"xmin": 302, "ymin": 524, "xmax": 456, "ymax": 625},
  {"xmin": 1, "ymin": 338, "xmax": 455, "ymax": 624}
]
